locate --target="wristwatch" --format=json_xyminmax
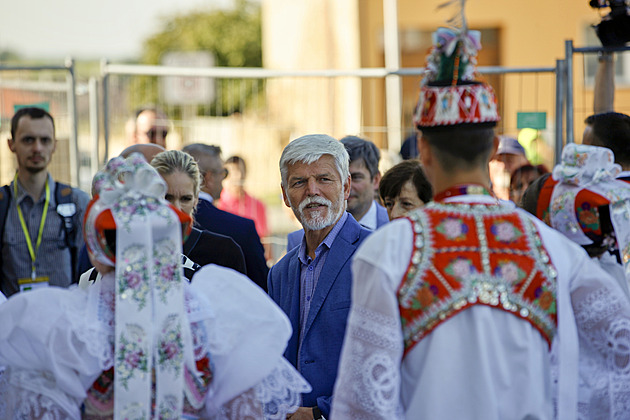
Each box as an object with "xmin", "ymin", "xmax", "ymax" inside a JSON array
[{"xmin": 312, "ymin": 406, "xmax": 326, "ymax": 420}]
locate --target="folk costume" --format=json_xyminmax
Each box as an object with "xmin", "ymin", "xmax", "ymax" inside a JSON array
[
  {"xmin": 0, "ymin": 154, "xmax": 309, "ymax": 419},
  {"xmin": 523, "ymin": 143, "xmax": 630, "ymax": 299},
  {"xmin": 330, "ymin": 2, "xmax": 630, "ymax": 419}
]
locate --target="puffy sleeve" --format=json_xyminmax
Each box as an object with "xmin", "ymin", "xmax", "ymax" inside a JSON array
[
  {"xmin": 331, "ymin": 220, "xmax": 410, "ymax": 420},
  {"xmin": 0, "ymin": 286, "xmax": 110, "ymax": 419},
  {"xmin": 188, "ymin": 264, "xmax": 310, "ymax": 419}
]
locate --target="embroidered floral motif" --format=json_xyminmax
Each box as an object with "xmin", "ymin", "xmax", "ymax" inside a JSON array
[
  {"xmin": 494, "ymin": 260, "xmax": 526, "ymax": 284},
  {"xmin": 119, "ymin": 245, "xmax": 151, "ymax": 310},
  {"xmin": 158, "ymin": 394, "xmax": 179, "ymax": 420},
  {"xmin": 116, "ymin": 325, "xmax": 149, "ymax": 390},
  {"xmin": 153, "ymin": 239, "xmax": 182, "ymax": 304},
  {"xmin": 444, "ymin": 257, "xmax": 475, "ymax": 280},
  {"xmin": 436, "ymin": 217, "xmax": 468, "ymax": 241},
  {"xmin": 491, "ymin": 220, "xmax": 522, "ymax": 243},
  {"xmin": 158, "ymin": 315, "xmax": 184, "ymax": 375},
  {"xmin": 120, "ymin": 402, "xmax": 147, "ymax": 420},
  {"xmin": 577, "ymin": 203, "xmax": 600, "ymax": 230},
  {"xmin": 400, "ymin": 202, "xmax": 558, "ymax": 355}
]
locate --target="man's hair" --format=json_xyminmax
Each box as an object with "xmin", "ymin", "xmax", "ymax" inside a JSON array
[
  {"xmin": 151, "ymin": 150, "xmax": 202, "ymax": 199},
  {"xmin": 182, "ymin": 143, "xmax": 222, "ymax": 174},
  {"xmin": 422, "ymin": 126, "xmax": 496, "ymax": 170},
  {"xmin": 340, "ymin": 135, "xmax": 381, "ymax": 179},
  {"xmin": 280, "ymin": 134, "xmax": 350, "ymax": 187},
  {"xmin": 379, "ymin": 159, "xmax": 433, "ymax": 204},
  {"xmin": 225, "ymin": 155, "xmax": 247, "ymax": 178},
  {"xmin": 11, "ymin": 107, "xmax": 55, "ymax": 139},
  {"xmin": 584, "ymin": 112, "xmax": 630, "ymax": 166}
]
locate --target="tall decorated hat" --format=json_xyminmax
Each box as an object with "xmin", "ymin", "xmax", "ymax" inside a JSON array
[{"xmin": 413, "ymin": 0, "xmax": 500, "ymax": 130}]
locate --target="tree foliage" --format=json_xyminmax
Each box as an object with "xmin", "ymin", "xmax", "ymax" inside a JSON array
[{"xmin": 132, "ymin": 0, "xmax": 262, "ymax": 116}]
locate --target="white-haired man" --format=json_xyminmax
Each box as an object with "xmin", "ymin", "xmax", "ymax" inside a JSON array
[{"xmin": 268, "ymin": 134, "xmax": 371, "ymax": 420}]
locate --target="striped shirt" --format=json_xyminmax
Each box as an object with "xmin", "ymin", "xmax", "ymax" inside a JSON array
[
  {"xmin": 297, "ymin": 212, "xmax": 349, "ymax": 359},
  {"xmin": 1, "ymin": 174, "xmax": 90, "ymax": 297}
]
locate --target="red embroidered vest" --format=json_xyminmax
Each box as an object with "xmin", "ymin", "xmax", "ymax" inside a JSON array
[{"xmin": 398, "ymin": 201, "xmax": 558, "ymax": 355}]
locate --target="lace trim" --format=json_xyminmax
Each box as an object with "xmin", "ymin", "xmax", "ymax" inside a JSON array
[
  {"xmin": 210, "ymin": 357, "xmax": 310, "ymax": 420},
  {"xmin": 332, "ymin": 304, "xmax": 404, "ymax": 419},
  {"xmin": 0, "ymin": 368, "xmax": 80, "ymax": 420}
]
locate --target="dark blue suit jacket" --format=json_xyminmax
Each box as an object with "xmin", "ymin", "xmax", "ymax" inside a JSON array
[
  {"xmin": 287, "ymin": 201, "xmax": 388, "ymax": 251},
  {"xmin": 194, "ymin": 198, "xmax": 269, "ymax": 291},
  {"xmin": 268, "ymin": 214, "xmax": 371, "ymax": 417}
]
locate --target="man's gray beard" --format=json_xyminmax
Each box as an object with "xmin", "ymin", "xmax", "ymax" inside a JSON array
[{"xmin": 294, "ymin": 191, "xmax": 345, "ymax": 231}]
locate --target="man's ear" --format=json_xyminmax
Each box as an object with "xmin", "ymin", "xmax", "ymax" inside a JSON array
[
  {"xmin": 7, "ymin": 138, "xmax": 15, "ymax": 153},
  {"xmin": 418, "ymin": 136, "xmax": 432, "ymax": 169},
  {"xmin": 281, "ymin": 184, "xmax": 291, "ymax": 208},
  {"xmin": 371, "ymin": 172, "xmax": 381, "ymax": 189},
  {"xmin": 343, "ymin": 175, "xmax": 351, "ymax": 200}
]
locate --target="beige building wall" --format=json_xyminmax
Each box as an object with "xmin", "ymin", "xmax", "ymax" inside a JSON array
[{"xmin": 263, "ymin": 0, "xmax": 630, "ymax": 153}]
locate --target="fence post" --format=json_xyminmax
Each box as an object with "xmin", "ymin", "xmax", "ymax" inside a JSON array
[
  {"xmin": 89, "ymin": 77, "xmax": 100, "ymax": 176},
  {"xmin": 555, "ymin": 59, "xmax": 565, "ymax": 165},
  {"xmin": 564, "ymin": 40, "xmax": 574, "ymax": 144},
  {"xmin": 65, "ymin": 57, "xmax": 80, "ymax": 187},
  {"xmin": 101, "ymin": 59, "xmax": 110, "ymax": 165}
]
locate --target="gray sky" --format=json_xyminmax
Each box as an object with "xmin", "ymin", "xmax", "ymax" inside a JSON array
[{"xmin": 0, "ymin": 0, "xmax": 234, "ymax": 60}]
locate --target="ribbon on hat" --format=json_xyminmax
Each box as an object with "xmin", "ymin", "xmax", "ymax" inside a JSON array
[
  {"xmin": 550, "ymin": 144, "xmax": 630, "ymax": 277},
  {"xmin": 85, "ymin": 153, "xmax": 191, "ymax": 419}
]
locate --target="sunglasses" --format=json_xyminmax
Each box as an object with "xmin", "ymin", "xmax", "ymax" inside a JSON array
[{"xmin": 146, "ymin": 128, "xmax": 169, "ymax": 140}]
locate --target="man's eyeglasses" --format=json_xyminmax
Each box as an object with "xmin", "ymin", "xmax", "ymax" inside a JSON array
[{"xmin": 146, "ymin": 128, "xmax": 169, "ymax": 141}]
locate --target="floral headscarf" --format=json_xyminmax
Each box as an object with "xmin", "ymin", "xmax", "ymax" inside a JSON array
[
  {"xmin": 550, "ymin": 144, "xmax": 630, "ymax": 275},
  {"xmin": 83, "ymin": 153, "xmax": 193, "ymax": 419}
]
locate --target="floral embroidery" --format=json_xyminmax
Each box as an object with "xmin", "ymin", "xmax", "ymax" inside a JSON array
[
  {"xmin": 119, "ymin": 245, "xmax": 151, "ymax": 310},
  {"xmin": 445, "ymin": 257, "xmax": 475, "ymax": 280},
  {"xmin": 400, "ymin": 203, "xmax": 558, "ymax": 355},
  {"xmin": 491, "ymin": 220, "xmax": 522, "ymax": 243},
  {"xmin": 577, "ymin": 203, "xmax": 600, "ymax": 230},
  {"xmin": 153, "ymin": 239, "xmax": 182, "ymax": 304},
  {"xmin": 158, "ymin": 315, "xmax": 184, "ymax": 375},
  {"xmin": 534, "ymin": 281, "xmax": 557, "ymax": 313},
  {"xmin": 494, "ymin": 260, "xmax": 526, "ymax": 284},
  {"xmin": 436, "ymin": 217, "xmax": 468, "ymax": 241},
  {"xmin": 158, "ymin": 395, "xmax": 179, "ymax": 420},
  {"xmin": 116, "ymin": 325, "xmax": 149, "ymax": 390}
]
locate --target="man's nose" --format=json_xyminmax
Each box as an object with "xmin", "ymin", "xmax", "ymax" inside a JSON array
[{"xmin": 305, "ymin": 178, "xmax": 320, "ymax": 196}]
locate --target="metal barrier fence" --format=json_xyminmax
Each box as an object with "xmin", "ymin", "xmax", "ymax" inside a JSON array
[
  {"xmin": 101, "ymin": 62, "xmax": 563, "ymax": 261},
  {"xmin": 564, "ymin": 42, "xmax": 630, "ymax": 144},
  {"xmin": 0, "ymin": 59, "xmax": 81, "ymax": 188}
]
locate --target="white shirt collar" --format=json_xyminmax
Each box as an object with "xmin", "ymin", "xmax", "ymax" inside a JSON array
[
  {"xmin": 198, "ymin": 191, "xmax": 214, "ymax": 203},
  {"xmin": 359, "ymin": 200, "xmax": 378, "ymax": 230}
]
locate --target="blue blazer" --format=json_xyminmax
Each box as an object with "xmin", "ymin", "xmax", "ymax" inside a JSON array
[
  {"xmin": 268, "ymin": 214, "xmax": 371, "ymax": 417},
  {"xmin": 194, "ymin": 198, "xmax": 269, "ymax": 291},
  {"xmin": 287, "ymin": 201, "xmax": 388, "ymax": 251}
]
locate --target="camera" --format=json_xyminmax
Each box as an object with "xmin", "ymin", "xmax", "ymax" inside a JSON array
[{"xmin": 590, "ymin": 0, "xmax": 630, "ymax": 46}]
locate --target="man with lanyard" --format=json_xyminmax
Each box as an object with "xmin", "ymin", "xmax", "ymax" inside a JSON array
[
  {"xmin": 1, "ymin": 107, "xmax": 89, "ymax": 297},
  {"xmin": 331, "ymin": 11, "xmax": 630, "ymax": 420}
]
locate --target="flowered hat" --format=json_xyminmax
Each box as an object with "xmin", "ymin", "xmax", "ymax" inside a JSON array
[
  {"xmin": 413, "ymin": 1, "xmax": 500, "ymax": 130},
  {"xmin": 547, "ymin": 144, "xmax": 630, "ymax": 270},
  {"xmin": 83, "ymin": 153, "xmax": 194, "ymax": 418}
]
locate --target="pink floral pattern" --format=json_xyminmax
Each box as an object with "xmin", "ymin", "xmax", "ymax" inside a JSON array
[
  {"xmin": 436, "ymin": 217, "xmax": 468, "ymax": 241},
  {"xmin": 491, "ymin": 220, "xmax": 522, "ymax": 243},
  {"xmin": 116, "ymin": 325, "xmax": 149, "ymax": 390}
]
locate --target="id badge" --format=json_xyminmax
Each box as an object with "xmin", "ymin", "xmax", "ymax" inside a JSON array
[{"xmin": 18, "ymin": 276, "xmax": 50, "ymax": 292}]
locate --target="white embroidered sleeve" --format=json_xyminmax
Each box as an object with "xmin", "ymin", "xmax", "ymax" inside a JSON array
[
  {"xmin": 571, "ymin": 268, "xmax": 630, "ymax": 419},
  {"xmin": 331, "ymin": 259, "xmax": 405, "ymax": 420}
]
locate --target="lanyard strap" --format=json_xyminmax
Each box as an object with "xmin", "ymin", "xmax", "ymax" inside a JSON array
[{"xmin": 14, "ymin": 172, "xmax": 50, "ymax": 276}]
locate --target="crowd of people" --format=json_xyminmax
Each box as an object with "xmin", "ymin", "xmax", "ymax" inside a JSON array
[{"xmin": 2, "ymin": 11, "xmax": 630, "ymax": 420}]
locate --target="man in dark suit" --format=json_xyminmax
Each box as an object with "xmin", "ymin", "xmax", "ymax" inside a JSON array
[
  {"xmin": 183, "ymin": 143, "xmax": 269, "ymax": 291},
  {"xmin": 268, "ymin": 134, "xmax": 371, "ymax": 420},
  {"xmin": 286, "ymin": 135, "xmax": 388, "ymax": 251}
]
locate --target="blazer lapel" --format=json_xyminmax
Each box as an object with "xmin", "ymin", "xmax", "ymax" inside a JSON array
[{"xmin": 284, "ymin": 253, "xmax": 302, "ymax": 364}]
